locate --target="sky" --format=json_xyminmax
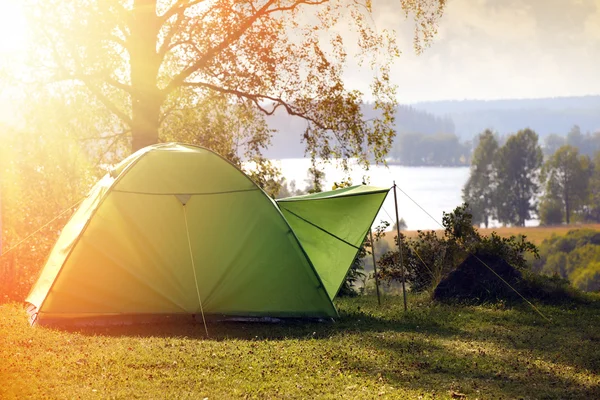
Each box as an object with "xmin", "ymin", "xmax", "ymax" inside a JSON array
[
  {"xmin": 344, "ymin": 0, "xmax": 600, "ymax": 103},
  {"xmin": 1, "ymin": 0, "xmax": 598, "ymax": 113}
]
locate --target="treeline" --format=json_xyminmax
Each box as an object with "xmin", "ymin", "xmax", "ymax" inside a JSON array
[
  {"xmin": 263, "ymin": 104, "xmax": 458, "ymax": 161},
  {"xmin": 415, "ymin": 96, "xmax": 600, "ymax": 140},
  {"xmin": 388, "ymin": 132, "xmax": 471, "ymax": 166},
  {"xmin": 543, "ymin": 125, "xmax": 600, "ymax": 158},
  {"xmin": 463, "ymin": 126, "xmax": 600, "ymax": 227}
]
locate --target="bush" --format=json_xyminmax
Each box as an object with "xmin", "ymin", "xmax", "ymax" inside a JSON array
[
  {"xmin": 533, "ymin": 228, "xmax": 600, "ymax": 292},
  {"xmin": 539, "ymin": 199, "xmax": 564, "ymax": 225},
  {"xmin": 570, "ymin": 262, "xmax": 600, "ymax": 292},
  {"xmin": 377, "ymin": 204, "xmax": 539, "ymax": 298}
]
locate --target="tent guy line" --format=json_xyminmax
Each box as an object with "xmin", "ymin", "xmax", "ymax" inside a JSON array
[
  {"xmin": 182, "ymin": 202, "xmax": 209, "ymax": 337},
  {"xmin": 0, "ymin": 197, "xmax": 84, "ymax": 258},
  {"xmin": 392, "ymin": 184, "xmax": 551, "ymax": 322}
]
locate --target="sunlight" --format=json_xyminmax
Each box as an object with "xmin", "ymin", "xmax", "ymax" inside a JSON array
[{"xmin": 0, "ymin": 0, "xmax": 28, "ymax": 54}]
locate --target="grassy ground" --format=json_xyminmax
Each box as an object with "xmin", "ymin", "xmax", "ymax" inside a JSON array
[
  {"xmin": 1, "ymin": 295, "xmax": 599, "ymax": 399},
  {"xmin": 384, "ymin": 224, "xmax": 600, "ymax": 246}
]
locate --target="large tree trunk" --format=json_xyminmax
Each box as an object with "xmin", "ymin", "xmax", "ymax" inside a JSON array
[{"xmin": 129, "ymin": 0, "xmax": 163, "ymax": 152}]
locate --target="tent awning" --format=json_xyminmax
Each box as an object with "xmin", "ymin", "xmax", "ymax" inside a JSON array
[{"xmin": 277, "ymin": 185, "xmax": 391, "ymax": 299}]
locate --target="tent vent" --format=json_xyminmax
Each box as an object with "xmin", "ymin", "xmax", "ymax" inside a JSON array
[{"xmin": 175, "ymin": 194, "xmax": 192, "ymax": 205}]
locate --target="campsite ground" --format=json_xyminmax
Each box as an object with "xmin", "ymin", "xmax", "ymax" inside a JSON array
[{"xmin": 1, "ymin": 295, "xmax": 599, "ymax": 399}]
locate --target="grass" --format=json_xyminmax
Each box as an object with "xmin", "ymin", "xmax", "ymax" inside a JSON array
[
  {"xmin": 383, "ymin": 224, "xmax": 600, "ymax": 246},
  {"xmin": 1, "ymin": 295, "xmax": 599, "ymax": 399}
]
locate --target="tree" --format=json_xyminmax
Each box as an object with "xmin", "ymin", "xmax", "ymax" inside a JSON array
[
  {"xmin": 566, "ymin": 125, "xmax": 584, "ymax": 150},
  {"xmin": 543, "ymin": 133, "xmax": 566, "ymax": 157},
  {"xmin": 0, "ymin": 119, "xmax": 96, "ymax": 301},
  {"xmin": 462, "ymin": 129, "xmax": 498, "ymax": 227},
  {"xmin": 494, "ymin": 128, "xmax": 543, "ymax": 226},
  {"xmin": 585, "ymin": 151, "xmax": 600, "ymax": 222},
  {"xmin": 23, "ymin": 0, "xmax": 446, "ymax": 165},
  {"xmin": 540, "ymin": 145, "xmax": 591, "ymax": 224},
  {"xmin": 538, "ymin": 198, "xmax": 564, "ymax": 225},
  {"xmin": 392, "ymin": 218, "xmax": 407, "ymax": 232}
]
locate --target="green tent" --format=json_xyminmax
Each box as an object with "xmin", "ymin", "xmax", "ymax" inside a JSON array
[{"xmin": 26, "ymin": 143, "xmax": 390, "ymax": 326}]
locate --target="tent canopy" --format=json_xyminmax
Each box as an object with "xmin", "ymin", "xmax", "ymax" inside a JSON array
[
  {"xmin": 26, "ymin": 143, "xmax": 390, "ymax": 326},
  {"xmin": 277, "ymin": 186, "xmax": 389, "ymax": 299}
]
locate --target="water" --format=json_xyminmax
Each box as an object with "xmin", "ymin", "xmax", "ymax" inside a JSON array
[{"xmin": 274, "ymin": 159, "xmax": 471, "ymax": 231}]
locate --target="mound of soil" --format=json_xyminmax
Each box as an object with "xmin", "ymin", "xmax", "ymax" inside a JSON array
[{"xmin": 433, "ymin": 253, "xmax": 523, "ymax": 303}]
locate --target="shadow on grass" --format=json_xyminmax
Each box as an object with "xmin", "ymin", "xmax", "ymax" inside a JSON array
[
  {"xmin": 64, "ymin": 307, "xmax": 463, "ymax": 342},
  {"xmin": 46, "ymin": 296, "xmax": 600, "ymax": 399},
  {"xmin": 340, "ymin": 331, "xmax": 600, "ymax": 399}
]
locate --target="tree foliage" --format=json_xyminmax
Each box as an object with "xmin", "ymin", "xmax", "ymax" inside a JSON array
[
  {"xmin": 540, "ymin": 145, "xmax": 591, "ymax": 224},
  {"xmin": 462, "ymin": 129, "xmax": 498, "ymax": 227},
  {"xmin": 22, "ymin": 0, "xmax": 446, "ymax": 169},
  {"xmin": 533, "ymin": 229, "xmax": 600, "ymax": 292},
  {"xmin": 462, "ymin": 128, "xmax": 543, "ymax": 227},
  {"xmin": 494, "ymin": 129, "xmax": 543, "ymax": 226},
  {"xmin": 0, "ymin": 121, "xmax": 98, "ymax": 301}
]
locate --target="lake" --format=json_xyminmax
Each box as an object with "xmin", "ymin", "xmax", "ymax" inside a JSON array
[{"xmin": 274, "ymin": 158, "xmax": 471, "ymax": 231}]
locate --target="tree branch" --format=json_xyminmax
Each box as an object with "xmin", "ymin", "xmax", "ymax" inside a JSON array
[
  {"xmin": 159, "ymin": 0, "xmax": 207, "ymax": 24},
  {"xmin": 267, "ymin": 0, "xmax": 328, "ymax": 13},
  {"xmin": 43, "ymin": 27, "xmax": 132, "ymax": 127},
  {"xmin": 181, "ymin": 81, "xmax": 329, "ymax": 130},
  {"xmin": 157, "ymin": 13, "xmax": 183, "ymax": 60},
  {"xmin": 104, "ymin": 75, "xmax": 134, "ymax": 96},
  {"xmin": 81, "ymin": 81, "xmax": 133, "ymax": 126},
  {"xmin": 163, "ymin": 0, "xmax": 278, "ymax": 95}
]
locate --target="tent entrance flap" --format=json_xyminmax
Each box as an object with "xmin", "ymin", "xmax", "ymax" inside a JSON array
[{"xmin": 276, "ymin": 185, "xmax": 390, "ymax": 299}]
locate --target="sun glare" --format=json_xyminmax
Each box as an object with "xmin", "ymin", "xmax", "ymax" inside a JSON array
[{"xmin": 0, "ymin": 0, "xmax": 28, "ymax": 54}]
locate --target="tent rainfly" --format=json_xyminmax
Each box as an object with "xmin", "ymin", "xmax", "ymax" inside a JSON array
[{"xmin": 26, "ymin": 143, "xmax": 390, "ymax": 326}]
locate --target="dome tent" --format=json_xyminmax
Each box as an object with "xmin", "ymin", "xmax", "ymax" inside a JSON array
[{"xmin": 26, "ymin": 143, "xmax": 389, "ymax": 326}]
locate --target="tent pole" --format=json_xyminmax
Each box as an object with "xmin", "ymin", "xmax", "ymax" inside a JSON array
[
  {"xmin": 393, "ymin": 182, "xmax": 408, "ymax": 312},
  {"xmin": 369, "ymin": 229, "xmax": 381, "ymax": 306}
]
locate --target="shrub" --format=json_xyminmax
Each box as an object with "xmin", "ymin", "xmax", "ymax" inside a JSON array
[
  {"xmin": 377, "ymin": 203, "xmax": 540, "ymax": 300},
  {"xmin": 534, "ymin": 228, "xmax": 600, "ymax": 292}
]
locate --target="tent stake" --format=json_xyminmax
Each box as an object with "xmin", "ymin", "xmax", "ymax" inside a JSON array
[
  {"xmin": 369, "ymin": 229, "xmax": 381, "ymax": 306},
  {"xmin": 393, "ymin": 182, "xmax": 408, "ymax": 312}
]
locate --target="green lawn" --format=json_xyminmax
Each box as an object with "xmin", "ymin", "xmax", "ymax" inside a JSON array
[{"xmin": 1, "ymin": 295, "xmax": 599, "ymax": 399}]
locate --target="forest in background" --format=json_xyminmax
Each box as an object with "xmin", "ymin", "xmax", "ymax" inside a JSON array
[{"xmin": 263, "ymin": 95, "xmax": 600, "ymax": 166}]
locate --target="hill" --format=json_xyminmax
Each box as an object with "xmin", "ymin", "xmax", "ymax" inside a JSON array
[
  {"xmin": 262, "ymin": 96, "xmax": 600, "ymax": 159},
  {"xmin": 412, "ymin": 95, "xmax": 600, "ymax": 139}
]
